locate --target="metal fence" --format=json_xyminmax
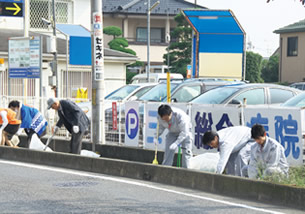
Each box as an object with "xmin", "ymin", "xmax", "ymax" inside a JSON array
[{"xmin": 29, "ymin": 0, "xmax": 73, "ymax": 30}]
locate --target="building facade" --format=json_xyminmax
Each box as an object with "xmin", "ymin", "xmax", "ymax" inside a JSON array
[{"xmin": 274, "ymin": 19, "xmax": 305, "ymax": 83}]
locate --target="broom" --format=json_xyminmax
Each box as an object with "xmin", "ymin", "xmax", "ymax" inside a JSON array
[{"xmin": 152, "ymin": 120, "xmax": 159, "ymax": 165}]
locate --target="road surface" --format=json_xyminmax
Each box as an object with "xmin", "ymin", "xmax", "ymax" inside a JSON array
[{"xmin": 0, "ymin": 160, "xmax": 302, "ymax": 214}]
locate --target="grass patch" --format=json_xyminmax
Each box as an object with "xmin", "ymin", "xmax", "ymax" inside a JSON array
[{"xmin": 262, "ymin": 166, "xmax": 305, "ymax": 188}]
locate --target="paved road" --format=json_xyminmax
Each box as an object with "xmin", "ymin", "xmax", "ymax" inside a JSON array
[{"xmin": 0, "ymin": 160, "xmax": 302, "ymax": 214}]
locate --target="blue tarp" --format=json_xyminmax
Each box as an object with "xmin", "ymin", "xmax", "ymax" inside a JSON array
[{"xmin": 56, "ymin": 24, "xmax": 91, "ymax": 66}]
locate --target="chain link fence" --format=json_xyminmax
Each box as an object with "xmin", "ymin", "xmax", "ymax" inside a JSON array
[{"xmin": 29, "ymin": 0, "xmax": 73, "ymax": 30}]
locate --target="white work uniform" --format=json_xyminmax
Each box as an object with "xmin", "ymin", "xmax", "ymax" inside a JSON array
[
  {"xmin": 217, "ymin": 126, "xmax": 254, "ymax": 176},
  {"xmin": 248, "ymin": 136, "xmax": 289, "ymax": 179},
  {"xmin": 158, "ymin": 107, "xmax": 193, "ymax": 168}
]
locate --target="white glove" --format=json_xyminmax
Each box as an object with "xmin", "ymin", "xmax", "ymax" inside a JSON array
[
  {"xmin": 16, "ymin": 128, "xmax": 23, "ymax": 136},
  {"xmin": 169, "ymin": 143, "xmax": 178, "ymax": 151},
  {"xmin": 54, "ymin": 126, "xmax": 59, "ymax": 134},
  {"xmin": 73, "ymin": 125, "xmax": 79, "ymax": 133}
]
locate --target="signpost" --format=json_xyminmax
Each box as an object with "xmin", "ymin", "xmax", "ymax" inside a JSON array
[
  {"xmin": 8, "ymin": 36, "xmax": 42, "ymax": 79},
  {"xmin": 0, "ymin": 0, "xmax": 23, "ymax": 17}
]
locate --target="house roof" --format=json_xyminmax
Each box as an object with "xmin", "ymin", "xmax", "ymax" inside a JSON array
[
  {"xmin": 0, "ymin": 29, "xmax": 137, "ymax": 59},
  {"xmin": 274, "ymin": 19, "xmax": 305, "ymax": 34},
  {"xmin": 102, "ymin": 0, "xmax": 206, "ymax": 16}
]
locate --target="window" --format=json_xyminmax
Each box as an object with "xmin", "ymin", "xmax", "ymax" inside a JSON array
[
  {"xmin": 172, "ymin": 85, "xmax": 201, "ymax": 102},
  {"xmin": 269, "ymin": 88, "xmax": 295, "ymax": 104},
  {"xmin": 287, "ymin": 37, "xmax": 298, "ymax": 57},
  {"xmin": 136, "ymin": 27, "xmax": 165, "ymax": 43},
  {"xmin": 30, "ymin": 0, "xmax": 73, "ymax": 29},
  {"xmin": 233, "ymin": 89, "xmax": 265, "ymax": 105}
]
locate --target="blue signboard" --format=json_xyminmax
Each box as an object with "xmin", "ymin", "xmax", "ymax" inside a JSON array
[{"xmin": 9, "ymin": 37, "xmax": 41, "ymax": 79}]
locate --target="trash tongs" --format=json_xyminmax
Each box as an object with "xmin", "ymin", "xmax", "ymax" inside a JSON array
[{"xmin": 43, "ymin": 133, "xmax": 55, "ymax": 151}]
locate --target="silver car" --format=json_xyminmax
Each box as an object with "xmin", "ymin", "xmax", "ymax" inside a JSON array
[{"xmin": 190, "ymin": 83, "xmax": 302, "ymax": 105}]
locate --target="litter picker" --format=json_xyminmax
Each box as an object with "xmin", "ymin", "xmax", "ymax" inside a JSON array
[
  {"xmin": 152, "ymin": 120, "xmax": 159, "ymax": 165},
  {"xmin": 43, "ymin": 132, "xmax": 56, "ymax": 151}
]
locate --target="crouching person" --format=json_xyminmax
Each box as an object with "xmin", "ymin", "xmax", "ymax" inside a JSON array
[
  {"xmin": 202, "ymin": 126, "xmax": 255, "ymax": 176},
  {"xmin": 157, "ymin": 104, "xmax": 193, "ymax": 168},
  {"xmin": 8, "ymin": 100, "xmax": 48, "ymax": 148},
  {"xmin": 47, "ymin": 98, "xmax": 90, "ymax": 154},
  {"xmin": 0, "ymin": 108, "xmax": 21, "ymax": 147},
  {"xmin": 248, "ymin": 124, "xmax": 289, "ymax": 179}
]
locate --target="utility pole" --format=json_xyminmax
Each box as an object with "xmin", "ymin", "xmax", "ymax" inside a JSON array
[
  {"xmin": 147, "ymin": 0, "xmax": 150, "ymax": 82},
  {"xmin": 91, "ymin": 0, "xmax": 105, "ymax": 148},
  {"xmin": 52, "ymin": 0, "xmax": 58, "ymax": 97},
  {"xmin": 147, "ymin": 0, "xmax": 160, "ymax": 82}
]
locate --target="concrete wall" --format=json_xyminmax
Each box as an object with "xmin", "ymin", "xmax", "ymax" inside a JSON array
[
  {"xmin": 280, "ymin": 32, "xmax": 305, "ymax": 83},
  {"xmin": 1, "ymin": 140, "xmax": 305, "ymax": 210}
]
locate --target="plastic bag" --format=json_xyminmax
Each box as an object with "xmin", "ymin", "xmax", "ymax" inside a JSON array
[
  {"xmin": 189, "ymin": 152, "xmax": 220, "ymax": 173},
  {"xmin": 80, "ymin": 149, "xmax": 100, "ymax": 158},
  {"xmin": 29, "ymin": 134, "xmax": 53, "ymax": 152},
  {"xmin": 11, "ymin": 135, "xmax": 20, "ymax": 146}
]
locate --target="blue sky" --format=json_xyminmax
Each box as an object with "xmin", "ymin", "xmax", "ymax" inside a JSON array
[{"xmin": 186, "ymin": 0, "xmax": 305, "ymax": 57}]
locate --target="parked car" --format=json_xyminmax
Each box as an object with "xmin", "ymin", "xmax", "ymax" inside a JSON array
[
  {"xmin": 190, "ymin": 83, "xmax": 302, "ymax": 105},
  {"xmin": 130, "ymin": 73, "xmax": 184, "ymax": 84},
  {"xmin": 139, "ymin": 80, "xmax": 238, "ymax": 103},
  {"xmin": 290, "ymin": 82, "xmax": 305, "ymax": 90},
  {"xmin": 104, "ymin": 80, "xmax": 237, "ymax": 143},
  {"xmin": 77, "ymin": 83, "xmax": 157, "ymax": 120},
  {"xmin": 281, "ymin": 92, "xmax": 305, "ymax": 107}
]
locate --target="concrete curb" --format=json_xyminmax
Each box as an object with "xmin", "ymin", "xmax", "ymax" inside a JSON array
[{"xmin": 0, "ymin": 146, "xmax": 304, "ymax": 210}]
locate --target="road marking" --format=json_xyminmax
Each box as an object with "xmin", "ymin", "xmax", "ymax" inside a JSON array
[{"xmin": 0, "ymin": 160, "xmax": 284, "ymax": 214}]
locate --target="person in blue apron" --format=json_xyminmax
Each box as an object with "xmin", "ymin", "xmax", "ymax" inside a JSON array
[
  {"xmin": 8, "ymin": 100, "xmax": 48, "ymax": 148},
  {"xmin": 202, "ymin": 126, "xmax": 255, "ymax": 176},
  {"xmin": 157, "ymin": 104, "xmax": 193, "ymax": 168}
]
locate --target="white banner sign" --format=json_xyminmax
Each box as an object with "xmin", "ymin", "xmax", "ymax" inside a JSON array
[
  {"xmin": 191, "ymin": 104, "xmax": 241, "ymax": 155},
  {"xmin": 144, "ymin": 103, "xmax": 167, "ymax": 151},
  {"xmin": 244, "ymin": 106, "xmax": 304, "ymax": 166},
  {"xmin": 144, "ymin": 103, "xmax": 190, "ymax": 151},
  {"xmin": 124, "ymin": 101, "xmax": 140, "ymax": 147}
]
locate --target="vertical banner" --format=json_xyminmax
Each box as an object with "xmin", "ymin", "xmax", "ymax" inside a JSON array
[
  {"xmin": 112, "ymin": 102, "xmax": 117, "ymax": 130},
  {"xmin": 144, "ymin": 103, "xmax": 166, "ymax": 151},
  {"xmin": 191, "ymin": 104, "xmax": 240, "ymax": 155},
  {"xmin": 93, "ymin": 12, "xmax": 104, "ymax": 81},
  {"xmin": 244, "ymin": 106, "xmax": 304, "ymax": 166},
  {"xmin": 125, "ymin": 101, "xmax": 139, "ymax": 147}
]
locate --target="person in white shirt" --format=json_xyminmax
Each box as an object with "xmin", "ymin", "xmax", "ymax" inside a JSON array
[
  {"xmin": 248, "ymin": 124, "xmax": 289, "ymax": 179},
  {"xmin": 202, "ymin": 126, "xmax": 255, "ymax": 176},
  {"xmin": 157, "ymin": 105, "xmax": 193, "ymax": 168}
]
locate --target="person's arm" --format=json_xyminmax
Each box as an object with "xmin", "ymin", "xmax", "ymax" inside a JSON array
[
  {"xmin": 248, "ymin": 146, "xmax": 259, "ymax": 179},
  {"xmin": 0, "ymin": 111, "xmax": 8, "ymax": 130},
  {"xmin": 263, "ymin": 144, "xmax": 281, "ymax": 176},
  {"xmin": 171, "ymin": 115, "xmax": 191, "ymax": 146},
  {"xmin": 216, "ymin": 142, "xmax": 232, "ymax": 174},
  {"xmin": 62, "ymin": 100, "xmax": 82, "ymax": 126},
  {"xmin": 157, "ymin": 117, "xmax": 165, "ymax": 137}
]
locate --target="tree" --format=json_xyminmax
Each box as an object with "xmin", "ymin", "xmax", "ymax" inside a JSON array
[
  {"xmin": 163, "ymin": 13, "xmax": 192, "ymax": 77},
  {"xmin": 103, "ymin": 26, "xmax": 136, "ymax": 55},
  {"xmin": 261, "ymin": 55, "xmax": 279, "ymax": 83},
  {"xmin": 245, "ymin": 51, "xmax": 264, "ymax": 83}
]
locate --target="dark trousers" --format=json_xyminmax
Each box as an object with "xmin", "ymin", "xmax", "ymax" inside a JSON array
[
  {"xmin": 70, "ymin": 131, "xmax": 85, "ymax": 154},
  {"xmin": 0, "ymin": 124, "xmax": 19, "ymax": 140}
]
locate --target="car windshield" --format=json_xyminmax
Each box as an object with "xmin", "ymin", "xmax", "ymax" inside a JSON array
[
  {"xmin": 282, "ymin": 92, "xmax": 305, "ymax": 107},
  {"xmin": 138, "ymin": 83, "xmax": 179, "ymax": 101},
  {"xmin": 191, "ymin": 86, "xmax": 239, "ymax": 104},
  {"xmin": 105, "ymin": 85, "xmax": 139, "ymax": 100}
]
